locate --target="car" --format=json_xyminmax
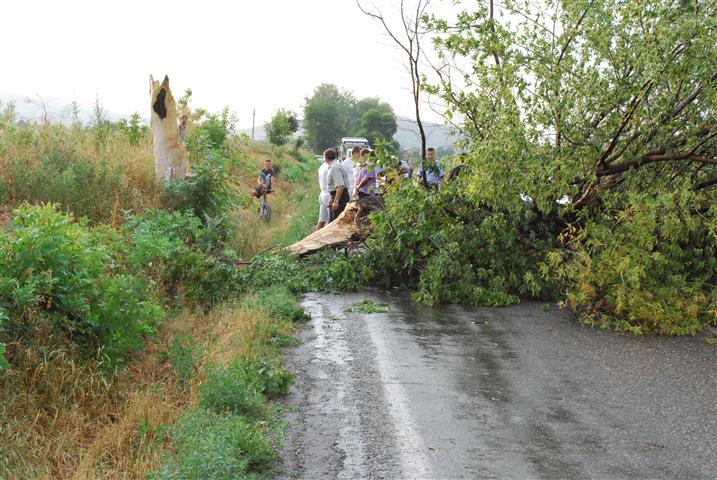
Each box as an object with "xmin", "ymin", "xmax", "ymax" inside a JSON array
[{"xmin": 315, "ymin": 154, "xmax": 324, "ymax": 162}]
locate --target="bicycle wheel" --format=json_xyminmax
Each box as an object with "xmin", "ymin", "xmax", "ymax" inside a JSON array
[{"xmin": 259, "ymin": 201, "xmax": 272, "ymax": 221}]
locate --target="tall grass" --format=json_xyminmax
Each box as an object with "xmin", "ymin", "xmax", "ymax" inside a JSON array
[
  {"xmin": 0, "ymin": 302, "xmax": 294, "ymax": 479},
  {"xmin": 0, "ymin": 120, "xmax": 318, "ymax": 478},
  {"xmin": 0, "ymin": 124, "xmax": 160, "ymax": 224}
]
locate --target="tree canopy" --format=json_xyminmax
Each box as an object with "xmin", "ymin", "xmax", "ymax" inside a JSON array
[
  {"xmin": 303, "ymin": 84, "xmax": 398, "ymax": 152},
  {"xmin": 265, "ymin": 108, "xmax": 299, "ymax": 147},
  {"xmin": 347, "ymin": 0, "xmax": 717, "ymax": 335}
]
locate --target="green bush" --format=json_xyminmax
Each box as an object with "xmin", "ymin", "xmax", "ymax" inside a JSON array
[
  {"xmin": 357, "ymin": 183, "xmax": 556, "ymax": 306},
  {"xmin": 162, "ymin": 153, "xmax": 241, "ymax": 226},
  {"xmin": 200, "ymin": 362, "xmax": 264, "ymax": 416},
  {"xmin": 159, "ymin": 331, "xmax": 196, "ymax": 388},
  {"xmin": 245, "ymin": 286, "xmax": 310, "ymax": 323},
  {"xmin": 124, "ymin": 209, "xmax": 246, "ymax": 306},
  {"xmin": 548, "ymin": 193, "xmax": 717, "ymax": 335},
  {"xmin": 0, "ymin": 204, "xmax": 163, "ymax": 364},
  {"xmin": 200, "ymin": 358, "xmax": 292, "ymax": 414},
  {"xmin": 151, "ymin": 409, "xmax": 275, "ymax": 480}
]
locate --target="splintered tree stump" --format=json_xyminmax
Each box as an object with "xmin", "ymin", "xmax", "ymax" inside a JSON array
[
  {"xmin": 149, "ymin": 75, "xmax": 187, "ymax": 182},
  {"xmin": 288, "ymin": 196, "xmax": 384, "ymax": 256}
]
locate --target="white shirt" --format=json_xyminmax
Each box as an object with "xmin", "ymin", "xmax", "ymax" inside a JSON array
[
  {"xmin": 318, "ymin": 161, "xmax": 329, "ymax": 193},
  {"xmin": 318, "ymin": 161, "xmax": 331, "ymax": 207},
  {"xmin": 340, "ymin": 157, "xmax": 356, "ymax": 194}
]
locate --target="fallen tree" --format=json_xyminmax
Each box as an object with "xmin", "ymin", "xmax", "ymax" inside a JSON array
[{"xmin": 288, "ymin": 196, "xmax": 384, "ymax": 256}]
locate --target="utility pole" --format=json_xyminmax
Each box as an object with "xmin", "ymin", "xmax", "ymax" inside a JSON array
[{"xmin": 251, "ymin": 108, "xmax": 256, "ymax": 140}]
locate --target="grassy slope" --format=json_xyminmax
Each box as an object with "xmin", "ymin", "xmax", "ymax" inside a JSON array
[{"xmin": 0, "ymin": 126, "xmax": 318, "ymax": 478}]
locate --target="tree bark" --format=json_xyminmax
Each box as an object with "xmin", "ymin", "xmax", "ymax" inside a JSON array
[{"xmin": 149, "ymin": 75, "xmax": 187, "ymax": 182}]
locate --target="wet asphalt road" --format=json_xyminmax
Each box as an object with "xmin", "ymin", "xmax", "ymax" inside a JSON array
[{"xmin": 278, "ymin": 291, "xmax": 716, "ymax": 480}]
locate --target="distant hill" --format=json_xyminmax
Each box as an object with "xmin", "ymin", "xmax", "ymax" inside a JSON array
[{"xmin": 236, "ymin": 116, "xmax": 459, "ymax": 151}]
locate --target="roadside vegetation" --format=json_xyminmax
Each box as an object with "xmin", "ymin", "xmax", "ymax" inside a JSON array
[
  {"xmin": 0, "ymin": 98, "xmax": 319, "ymax": 478},
  {"xmin": 331, "ymin": 0, "xmax": 716, "ymax": 335}
]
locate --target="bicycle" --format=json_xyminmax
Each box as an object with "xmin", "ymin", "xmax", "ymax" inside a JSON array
[{"xmin": 258, "ymin": 189, "xmax": 272, "ymax": 221}]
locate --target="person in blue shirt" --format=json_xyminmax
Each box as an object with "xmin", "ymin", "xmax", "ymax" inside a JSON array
[{"xmin": 416, "ymin": 148, "xmax": 444, "ymax": 189}]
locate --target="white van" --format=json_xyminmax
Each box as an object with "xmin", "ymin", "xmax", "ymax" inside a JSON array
[{"xmin": 339, "ymin": 137, "xmax": 370, "ymax": 160}]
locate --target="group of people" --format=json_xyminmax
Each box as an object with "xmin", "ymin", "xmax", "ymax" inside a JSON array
[
  {"xmin": 315, "ymin": 146, "xmax": 446, "ymax": 230},
  {"xmin": 247, "ymin": 146, "xmax": 453, "ymax": 231}
]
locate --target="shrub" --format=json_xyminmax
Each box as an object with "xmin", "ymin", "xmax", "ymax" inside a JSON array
[
  {"xmin": 199, "ymin": 363, "xmax": 262, "ymax": 416},
  {"xmin": 549, "ymin": 193, "xmax": 717, "ymax": 335},
  {"xmin": 0, "ymin": 204, "xmax": 162, "ymax": 364},
  {"xmin": 152, "ymin": 409, "xmax": 275, "ymax": 480},
  {"xmin": 200, "ymin": 358, "xmax": 292, "ymax": 414},
  {"xmin": 357, "ymin": 183, "xmax": 557, "ymax": 306},
  {"xmin": 245, "ymin": 286, "xmax": 310, "ymax": 323},
  {"xmin": 162, "ymin": 153, "xmax": 242, "ymax": 228},
  {"xmin": 86, "ymin": 275, "xmax": 164, "ymax": 360}
]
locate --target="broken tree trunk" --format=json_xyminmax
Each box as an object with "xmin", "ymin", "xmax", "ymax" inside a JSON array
[
  {"xmin": 288, "ymin": 196, "xmax": 384, "ymax": 256},
  {"xmin": 149, "ymin": 75, "xmax": 187, "ymax": 182}
]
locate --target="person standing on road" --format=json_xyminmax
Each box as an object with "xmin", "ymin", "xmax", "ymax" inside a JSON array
[
  {"xmin": 341, "ymin": 146, "xmax": 360, "ymax": 200},
  {"xmin": 316, "ymin": 156, "xmax": 331, "ymax": 230},
  {"xmin": 326, "ymin": 148, "xmax": 350, "ymax": 222}
]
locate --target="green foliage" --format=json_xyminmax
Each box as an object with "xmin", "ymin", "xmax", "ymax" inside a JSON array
[
  {"xmin": 90, "ymin": 96, "xmax": 111, "ymax": 149},
  {"xmin": 347, "ymin": 300, "xmax": 389, "ymax": 314},
  {"xmin": 152, "ymin": 409, "xmax": 275, "ymax": 480},
  {"xmin": 303, "ymin": 83, "xmax": 355, "ymax": 152},
  {"xmin": 186, "ymin": 107, "xmax": 238, "ymax": 159},
  {"xmin": 0, "ymin": 308, "xmax": 8, "ymax": 370},
  {"xmin": 357, "ymin": 184, "xmax": 555, "ymax": 306},
  {"xmin": 163, "ymin": 153, "xmax": 242, "ymax": 225},
  {"xmin": 0, "ymin": 204, "xmax": 163, "ymax": 364},
  {"xmin": 116, "ymin": 112, "xmax": 148, "ymax": 146},
  {"xmin": 548, "ymin": 193, "xmax": 717, "ymax": 334},
  {"xmin": 243, "ymin": 253, "xmax": 309, "ymax": 294},
  {"xmin": 352, "ymin": 98, "xmax": 398, "ymax": 147},
  {"xmin": 200, "ymin": 358, "xmax": 293, "ymax": 414},
  {"xmin": 159, "ymin": 331, "xmax": 196, "ymax": 387},
  {"xmin": 265, "ymin": 109, "xmax": 299, "ymax": 147},
  {"xmin": 200, "ymin": 362, "xmax": 265, "ymax": 416},
  {"xmin": 244, "ymin": 286, "xmax": 310, "ymax": 323},
  {"xmin": 360, "ymin": 0, "xmax": 717, "ymax": 334},
  {"xmin": 124, "ymin": 209, "xmax": 245, "ymax": 306},
  {"xmin": 303, "ymin": 85, "xmax": 399, "ymax": 152}
]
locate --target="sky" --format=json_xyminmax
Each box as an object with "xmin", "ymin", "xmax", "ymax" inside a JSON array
[{"xmin": 2, "ymin": 0, "xmax": 460, "ymax": 128}]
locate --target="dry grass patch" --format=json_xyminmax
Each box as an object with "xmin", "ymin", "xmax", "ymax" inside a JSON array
[{"xmin": 0, "ymin": 302, "xmax": 294, "ymax": 479}]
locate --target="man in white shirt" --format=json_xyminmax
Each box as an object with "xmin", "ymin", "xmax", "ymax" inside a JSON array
[
  {"xmin": 340, "ymin": 146, "xmax": 361, "ymax": 200},
  {"xmin": 316, "ymin": 157, "xmax": 331, "ymax": 230}
]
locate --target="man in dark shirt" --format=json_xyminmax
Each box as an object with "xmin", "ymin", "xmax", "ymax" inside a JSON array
[{"xmin": 251, "ymin": 159, "xmax": 275, "ymax": 198}]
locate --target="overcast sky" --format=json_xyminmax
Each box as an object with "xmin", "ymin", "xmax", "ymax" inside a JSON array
[{"xmin": 2, "ymin": 0, "xmax": 461, "ymax": 128}]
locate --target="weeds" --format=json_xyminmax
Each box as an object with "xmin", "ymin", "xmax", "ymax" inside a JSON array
[
  {"xmin": 347, "ymin": 300, "xmax": 390, "ymax": 314},
  {"xmin": 150, "ymin": 409, "xmax": 275, "ymax": 480}
]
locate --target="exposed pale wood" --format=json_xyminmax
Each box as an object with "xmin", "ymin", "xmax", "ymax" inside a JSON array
[
  {"xmin": 288, "ymin": 197, "xmax": 384, "ymax": 256},
  {"xmin": 149, "ymin": 75, "xmax": 187, "ymax": 181}
]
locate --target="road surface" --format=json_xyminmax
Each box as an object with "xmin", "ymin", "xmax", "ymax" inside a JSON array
[{"xmin": 279, "ymin": 291, "xmax": 716, "ymax": 479}]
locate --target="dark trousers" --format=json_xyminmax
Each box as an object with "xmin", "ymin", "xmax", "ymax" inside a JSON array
[{"xmin": 329, "ymin": 189, "xmax": 350, "ymax": 222}]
